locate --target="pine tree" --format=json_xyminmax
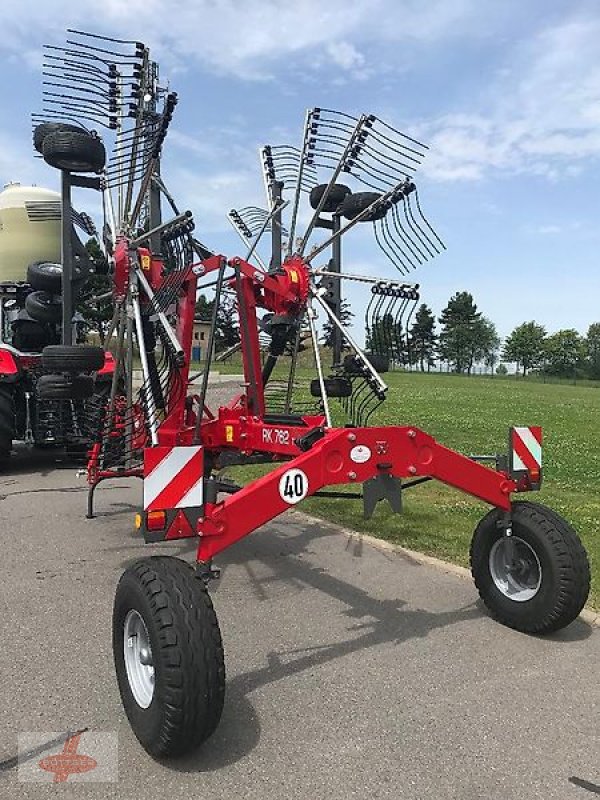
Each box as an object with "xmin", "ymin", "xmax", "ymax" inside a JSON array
[
  {"xmin": 409, "ymin": 303, "xmax": 436, "ymax": 371},
  {"xmin": 437, "ymin": 292, "xmax": 482, "ymax": 373},
  {"xmin": 320, "ymin": 299, "xmax": 354, "ymax": 348}
]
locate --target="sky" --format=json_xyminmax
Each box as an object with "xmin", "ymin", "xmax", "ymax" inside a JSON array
[{"xmin": 0, "ymin": 0, "xmax": 598, "ymax": 341}]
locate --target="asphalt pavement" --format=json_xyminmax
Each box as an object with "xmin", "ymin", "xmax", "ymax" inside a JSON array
[{"xmin": 0, "ymin": 444, "xmax": 598, "ymax": 799}]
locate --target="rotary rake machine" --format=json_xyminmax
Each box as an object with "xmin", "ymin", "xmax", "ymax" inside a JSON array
[{"xmin": 33, "ymin": 30, "xmax": 590, "ymax": 760}]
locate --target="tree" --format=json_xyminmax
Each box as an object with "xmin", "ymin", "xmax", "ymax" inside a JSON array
[
  {"xmin": 409, "ymin": 303, "xmax": 436, "ymax": 371},
  {"xmin": 77, "ymin": 238, "xmax": 113, "ymax": 343},
  {"xmin": 496, "ymin": 363, "xmax": 508, "ymax": 375},
  {"xmin": 474, "ymin": 317, "xmax": 501, "ymax": 373},
  {"xmin": 195, "ymin": 293, "xmax": 214, "ymax": 320},
  {"xmin": 321, "ymin": 299, "xmax": 354, "ymax": 349},
  {"xmin": 214, "ymin": 296, "xmax": 239, "ymax": 351},
  {"xmin": 502, "ymin": 321, "xmax": 546, "ymax": 376},
  {"xmin": 585, "ymin": 322, "xmax": 600, "ymax": 379},
  {"xmin": 437, "ymin": 292, "xmax": 482, "ymax": 373},
  {"xmin": 544, "ymin": 329, "xmax": 584, "ymax": 377},
  {"xmin": 365, "ymin": 312, "xmax": 407, "ymax": 364}
]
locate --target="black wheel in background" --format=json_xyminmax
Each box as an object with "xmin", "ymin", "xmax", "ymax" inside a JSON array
[
  {"xmin": 309, "ymin": 183, "xmax": 352, "ymax": 212},
  {"xmin": 470, "ymin": 501, "xmax": 590, "ymax": 634},
  {"xmin": 339, "ymin": 191, "xmax": 387, "ymax": 222},
  {"xmin": 113, "ymin": 556, "xmax": 225, "ymax": 758},
  {"xmin": 33, "ymin": 122, "xmax": 83, "ymax": 154},
  {"xmin": 27, "ymin": 262, "xmax": 63, "ymax": 293},
  {"xmin": 25, "ymin": 291, "xmax": 62, "ymax": 325},
  {"xmin": 0, "ymin": 384, "xmax": 15, "ymax": 459},
  {"xmin": 42, "ymin": 345, "xmax": 105, "ymax": 373},
  {"xmin": 42, "ymin": 130, "xmax": 106, "ymax": 173},
  {"xmin": 37, "ymin": 373, "xmax": 95, "ymax": 400}
]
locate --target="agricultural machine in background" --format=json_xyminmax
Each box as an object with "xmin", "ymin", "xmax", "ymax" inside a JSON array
[
  {"xmin": 30, "ymin": 30, "xmax": 590, "ymax": 760},
  {"xmin": 0, "ymin": 179, "xmax": 114, "ymax": 459}
]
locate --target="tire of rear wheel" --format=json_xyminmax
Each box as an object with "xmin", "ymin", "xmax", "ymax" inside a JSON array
[
  {"xmin": 113, "ymin": 557, "xmax": 225, "ymax": 758},
  {"xmin": 42, "ymin": 130, "xmax": 106, "ymax": 173},
  {"xmin": 37, "ymin": 374, "xmax": 95, "ymax": 400},
  {"xmin": 33, "ymin": 122, "xmax": 83, "ymax": 154},
  {"xmin": 0, "ymin": 384, "xmax": 15, "ymax": 459},
  {"xmin": 25, "ymin": 291, "xmax": 62, "ymax": 324},
  {"xmin": 470, "ymin": 501, "xmax": 590, "ymax": 634},
  {"xmin": 42, "ymin": 345, "xmax": 105, "ymax": 373}
]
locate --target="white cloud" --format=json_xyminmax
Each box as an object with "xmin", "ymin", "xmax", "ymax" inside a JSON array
[
  {"xmin": 416, "ymin": 16, "xmax": 600, "ymax": 181},
  {"xmin": 325, "ymin": 41, "xmax": 365, "ymax": 72},
  {"xmin": 0, "ymin": 0, "xmax": 502, "ymax": 79}
]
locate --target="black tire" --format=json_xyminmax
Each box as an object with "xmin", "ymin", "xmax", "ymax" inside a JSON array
[
  {"xmin": 25, "ymin": 291, "xmax": 62, "ymax": 324},
  {"xmin": 11, "ymin": 320, "xmax": 51, "ymax": 353},
  {"xmin": 309, "ymin": 183, "xmax": 352, "ymax": 212},
  {"xmin": 0, "ymin": 384, "xmax": 15, "ymax": 458},
  {"xmin": 339, "ymin": 191, "xmax": 387, "ymax": 222},
  {"xmin": 33, "ymin": 122, "xmax": 82, "ymax": 154},
  {"xmin": 42, "ymin": 130, "xmax": 106, "ymax": 173},
  {"xmin": 27, "ymin": 262, "xmax": 63, "ymax": 293},
  {"xmin": 37, "ymin": 373, "xmax": 95, "ymax": 400},
  {"xmin": 365, "ymin": 352, "xmax": 390, "ymax": 373},
  {"xmin": 42, "ymin": 345, "xmax": 105, "ymax": 373},
  {"xmin": 113, "ymin": 557, "xmax": 225, "ymax": 758},
  {"xmin": 470, "ymin": 501, "xmax": 590, "ymax": 634}
]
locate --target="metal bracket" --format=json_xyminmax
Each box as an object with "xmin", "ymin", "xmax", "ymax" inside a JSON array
[
  {"xmin": 363, "ymin": 474, "xmax": 402, "ymax": 519},
  {"xmin": 196, "ymin": 561, "xmax": 221, "ymax": 585}
]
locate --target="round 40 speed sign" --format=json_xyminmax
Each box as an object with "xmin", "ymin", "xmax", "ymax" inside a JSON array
[{"xmin": 278, "ymin": 468, "xmax": 309, "ymax": 505}]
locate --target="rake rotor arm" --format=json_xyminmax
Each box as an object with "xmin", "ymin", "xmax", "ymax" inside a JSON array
[{"xmin": 195, "ymin": 425, "xmax": 517, "ymax": 562}]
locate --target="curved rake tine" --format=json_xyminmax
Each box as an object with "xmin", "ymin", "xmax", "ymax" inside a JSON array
[
  {"xmin": 383, "ymin": 212, "xmax": 421, "ymax": 271},
  {"xmin": 375, "ymin": 218, "xmax": 412, "ymax": 275},
  {"xmin": 414, "ymin": 189, "xmax": 446, "ymax": 251},
  {"xmin": 299, "ymin": 114, "xmax": 368, "ymax": 256},
  {"xmin": 390, "ymin": 203, "xmax": 428, "ymax": 264},
  {"xmin": 402, "ymin": 195, "xmax": 437, "ymax": 259}
]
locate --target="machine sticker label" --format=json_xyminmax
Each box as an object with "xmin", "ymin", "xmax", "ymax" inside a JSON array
[
  {"xmin": 278, "ymin": 468, "xmax": 309, "ymax": 505},
  {"xmin": 141, "ymin": 254, "xmax": 151, "ymax": 271},
  {"xmin": 350, "ymin": 445, "xmax": 371, "ymax": 464},
  {"xmin": 289, "ymin": 269, "xmax": 299, "ymax": 283},
  {"xmin": 225, "ymin": 425, "xmax": 234, "ymax": 443},
  {"xmin": 262, "ymin": 427, "xmax": 290, "ymax": 446}
]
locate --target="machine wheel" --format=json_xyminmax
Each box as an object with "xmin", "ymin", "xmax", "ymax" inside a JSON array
[
  {"xmin": 0, "ymin": 384, "xmax": 15, "ymax": 459},
  {"xmin": 37, "ymin": 373, "xmax": 95, "ymax": 400},
  {"xmin": 27, "ymin": 262, "xmax": 63, "ymax": 293},
  {"xmin": 113, "ymin": 557, "xmax": 225, "ymax": 758},
  {"xmin": 42, "ymin": 130, "xmax": 106, "ymax": 173},
  {"xmin": 470, "ymin": 501, "xmax": 590, "ymax": 634},
  {"xmin": 42, "ymin": 345, "xmax": 105, "ymax": 373},
  {"xmin": 339, "ymin": 191, "xmax": 387, "ymax": 222},
  {"xmin": 309, "ymin": 182, "xmax": 352, "ymax": 212},
  {"xmin": 33, "ymin": 122, "xmax": 83, "ymax": 154},
  {"xmin": 25, "ymin": 291, "xmax": 62, "ymax": 324}
]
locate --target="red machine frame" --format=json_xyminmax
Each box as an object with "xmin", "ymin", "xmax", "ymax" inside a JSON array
[{"xmin": 118, "ymin": 246, "xmax": 540, "ymax": 566}]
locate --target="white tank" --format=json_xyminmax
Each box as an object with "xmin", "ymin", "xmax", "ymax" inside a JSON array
[{"xmin": 0, "ymin": 183, "xmax": 61, "ymax": 283}]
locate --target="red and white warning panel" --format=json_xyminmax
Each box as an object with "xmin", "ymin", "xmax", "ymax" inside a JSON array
[
  {"xmin": 509, "ymin": 426, "xmax": 542, "ymax": 486},
  {"xmin": 143, "ymin": 446, "xmax": 204, "ymax": 511}
]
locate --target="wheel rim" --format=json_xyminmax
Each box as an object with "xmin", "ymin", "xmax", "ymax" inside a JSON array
[
  {"xmin": 489, "ymin": 536, "xmax": 542, "ymax": 602},
  {"xmin": 123, "ymin": 609, "xmax": 155, "ymax": 708}
]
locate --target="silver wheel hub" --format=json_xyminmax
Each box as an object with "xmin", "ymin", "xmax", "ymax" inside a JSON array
[
  {"xmin": 489, "ymin": 536, "xmax": 542, "ymax": 602},
  {"xmin": 123, "ymin": 609, "xmax": 155, "ymax": 708}
]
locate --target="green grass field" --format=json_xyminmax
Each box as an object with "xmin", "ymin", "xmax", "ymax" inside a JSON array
[{"xmin": 226, "ymin": 371, "xmax": 600, "ymax": 608}]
